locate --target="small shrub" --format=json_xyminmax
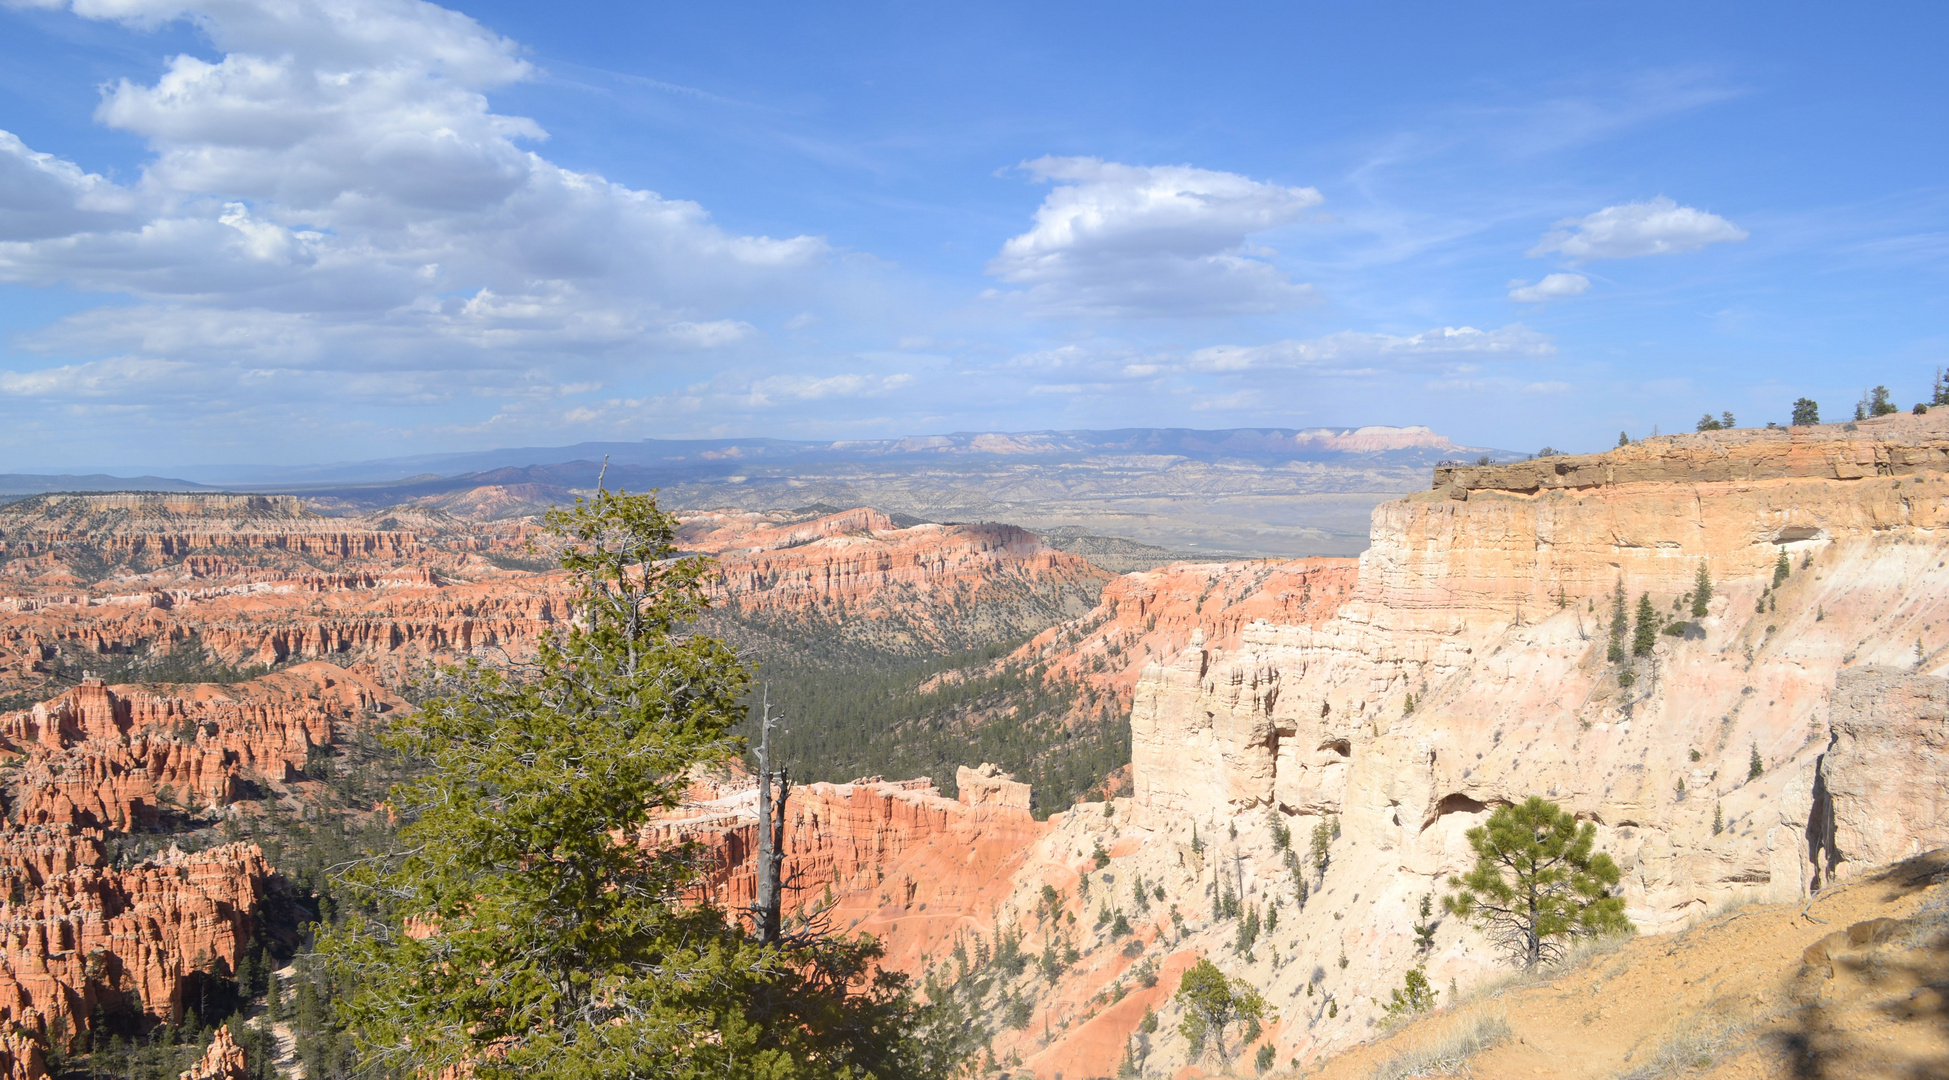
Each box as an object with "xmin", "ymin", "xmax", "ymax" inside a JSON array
[
  {"xmin": 1748, "ymin": 743, "xmax": 1763, "ymax": 780},
  {"xmin": 1382, "ymin": 966, "xmax": 1438, "ymax": 1022},
  {"xmin": 1255, "ymin": 1043, "xmax": 1276, "ymax": 1073}
]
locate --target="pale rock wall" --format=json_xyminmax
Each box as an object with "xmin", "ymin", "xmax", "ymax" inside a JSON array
[
  {"xmin": 1815, "ymin": 667, "xmax": 1949, "ymax": 879},
  {"xmin": 1079, "ymin": 418, "xmax": 1949, "ymax": 1073},
  {"xmin": 958, "ymin": 764, "xmax": 1033, "ymax": 810}
]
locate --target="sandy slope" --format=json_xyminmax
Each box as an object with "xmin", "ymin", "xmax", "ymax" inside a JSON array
[{"xmin": 1293, "ymin": 850, "xmax": 1949, "ymax": 1080}]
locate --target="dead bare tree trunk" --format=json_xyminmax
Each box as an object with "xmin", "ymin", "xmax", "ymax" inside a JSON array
[{"xmin": 752, "ymin": 689, "xmax": 791, "ymax": 946}]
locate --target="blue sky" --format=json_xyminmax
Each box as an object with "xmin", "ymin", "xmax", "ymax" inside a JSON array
[{"xmin": 0, "ymin": 0, "xmax": 1943, "ymax": 468}]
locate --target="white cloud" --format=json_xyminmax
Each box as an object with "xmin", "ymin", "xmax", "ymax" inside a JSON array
[
  {"xmin": 987, "ymin": 156, "xmax": 1322, "ymax": 318},
  {"xmin": 0, "ymin": 131, "xmax": 137, "ymax": 241},
  {"xmin": 0, "ymin": 355, "xmax": 190, "ymax": 396},
  {"xmin": 744, "ymin": 372, "xmax": 911, "ymax": 406},
  {"xmin": 1529, "ymin": 197, "xmax": 1746, "ymax": 261},
  {"xmin": 1189, "ymin": 324, "xmax": 1553, "ymax": 373},
  {"xmin": 1508, "ymin": 272, "xmax": 1591, "ymax": 302},
  {"xmin": 0, "ymin": 0, "xmax": 827, "ymax": 391}
]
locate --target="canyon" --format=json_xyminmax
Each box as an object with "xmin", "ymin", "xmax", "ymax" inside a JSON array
[
  {"xmin": 0, "ymin": 411, "xmax": 1945, "ymax": 1078},
  {"xmin": 683, "ymin": 409, "xmax": 1949, "ymax": 1079}
]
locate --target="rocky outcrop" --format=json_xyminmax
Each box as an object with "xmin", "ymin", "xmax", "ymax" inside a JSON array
[
  {"xmin": 1011, "ymin": 557, "xmax": 1356, "ymax": 731},
  {"xmin": 178, "ymin": 1025, "xmax": 248, "ymax": 1080},
  {"xmin": 1814, "ymin": 667, "xmax": 1949, "ymax": 881},
  {"xmin": 657, "ymin": 772, "xmax": 1049, "ymax": 971},
  {"xmin": 0, "ymin": 843, "xmax": 270, "ymax": 1052},
  {"xmin": 957, "ymin": 764, "xmax": 1032, "ymax": 810},
  {"xmin": 744, "ymin": 418, "xmax": 1949, "ymax": 1079},
  {"xmin": 0, "ymin": 669, "xmax": 375, "ymax": 829},
  {"xmin": 687, "ymin": 507, "xmax": 1111, "ymax": 659}
]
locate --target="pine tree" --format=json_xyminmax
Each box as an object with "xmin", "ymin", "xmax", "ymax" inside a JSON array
[
  {"xmin": 1774, "ymin": 551, "xmax": 1791, "ymax": 588},
  {"xmin": 1617, "ymin": 431, "xmax": 1630, "ymax": 447},
  {"xmin": 1175, "ymin": 958, "xmax": 1270, "ymax": 1063},
  {"xmin": 1691, "ymin": 562, "xmax": 1713, "ymax": 618},
  {"xmin": 1632, "ymin": 592, "xmax": 1660, "ymax": 657},
  {"xmin": 1607, "ymin": 582, "xmax": 1627, "ymax": 663},
  {"xmin": 1442, "ymin": 797, "xmax": 1630, "ymax": 968},
  {"xmin": 318, "ymin": 490, "xmax": 958, "ymax": 1080},
  {"xmin": 1749, "ymin": 742, "xmax": 1764, "ymax": 780},
  {"xmin": 1791, "ymin": 398, "xmax": 1820, "ymax": 426}
]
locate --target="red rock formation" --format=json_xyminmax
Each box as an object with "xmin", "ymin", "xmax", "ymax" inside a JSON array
[
  {"xmin": 0, "ymin": 843, "xmax": 270, "ymax": 1055},
  {"xmin": 1001, "ymin": 557, "xmax": 1357, "ymax": 722},
  {"xmin": 657, "ymin": 771, "xmax": 1050, "ymax": 972},
  {"xmin": 0, "ymin": 668, "xmax": 377, "ymax": 830},
  {"xmin": 692, "ymin": 509, "xmax": 1112, "ymax": 655},
  {"xmin": 178, "ymin": 1025, "xmax": 247, "ymax": 1080}
]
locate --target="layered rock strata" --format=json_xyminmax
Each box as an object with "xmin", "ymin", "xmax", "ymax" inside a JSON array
[
  {"xmin": 655, "ymin": 771, "xmax": 1049, "ymax": 972},
  {"xmin": 687, "ymin": 508, "xmax": 1112, "ymax": 658},
  {"xmin": 690, "ymin": 416, "xmax": 1949, "ymax": 1079}
]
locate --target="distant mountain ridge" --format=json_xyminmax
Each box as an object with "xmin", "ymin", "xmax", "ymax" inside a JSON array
[
  {"xmin": 109, "ymin": 424, "xmax": 1469, "ymax": 487},
  {"xmin": 27, "ymin": 426, "xmax": 1501, "ymax": 557}
]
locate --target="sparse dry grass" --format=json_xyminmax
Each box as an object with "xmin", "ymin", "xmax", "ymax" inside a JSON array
[
  {"xmin": 1369, "ymin": 1013, "xmax": 1512, "ymax": 1080},
  {"xmin": 1450, "ymin": 930, "xmax": 1636, "ymax": 1006},
  {"xmin": 1609, "ymin": 1021, "xmax": 1741, "ymax": 1080}
]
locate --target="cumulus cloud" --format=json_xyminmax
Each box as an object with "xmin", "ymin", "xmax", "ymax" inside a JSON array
[
  {"xmin": 987, "ymin": 156, "xmax": 1322, "ymax": 318},
  {"xmin": 1188, "ymin": 324, "xmax": 1553, "ymax": 373},
  {"xmin": 1508, "ymin": 272, "xmax": 1591, "ymax": 302},
  {"xmin": 0, "ymin": 0, "xmax": 828, "ymax": 399},
  {"xmin": 1529, "ymin": 197, "xmax": 1746, "ymax": 262}
]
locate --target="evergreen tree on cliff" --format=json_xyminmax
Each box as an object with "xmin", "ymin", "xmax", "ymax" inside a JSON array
[
  {"xmin": 1632, "ymin": 592, "xmax": 1659, "ymax": 657},
  {"xmin": 1442, "ymin": 797, "xmax": 1629, "ymax": 968},
  {"xmin": 319, "ymin": 489, "xmax": 961, "ymax": 1080}
]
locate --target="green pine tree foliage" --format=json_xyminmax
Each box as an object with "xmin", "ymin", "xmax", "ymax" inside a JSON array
[
  {"xmin": 1632, "ymin": 592, "xmax": 1660, "ymax": 657},
  {"xmin": 1791, "ymin": 397, "xmax": 1820, "ymax": 426},
  {"xmin": 1382, "ymin": 966, "xmax": 1437, "ymax": 1021},
  {"xmin": 1774, "ymin": 551, "xmax": 1791, "ymax": 588},
  {"xmin": 1441, "ymin": 796, "xmax": 1630, "ymax": 968},
  {"xmin": 1691, "ymin": 562, "xmax": 1712, "ymax": 618},
  {"xmin": 318, "ymin": 489, "xmax": 960, "ymax": 1080},
  {"xmin": 1174, "ymin": 958, "xmax": 1270, "ymax": 1063},
  {"xmin": 1607, "ymin": 583, "xmax": 1627, "ymax": 663}
]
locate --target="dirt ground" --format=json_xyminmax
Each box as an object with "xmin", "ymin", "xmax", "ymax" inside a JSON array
[{"xmin": 1289, "ymin": 850, "xmax": 1949, "ymax": 1080}]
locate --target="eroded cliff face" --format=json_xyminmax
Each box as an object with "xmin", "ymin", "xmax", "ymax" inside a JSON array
[
  {"xmin": 0, "ymin": 662, "xmax": 400, "ymax": 1078},
  {"xmin": 1008, "ymin": 559, "xmax": 1356, "ymax": 735},
  {"xmin": 687, "ymin": 507, "xmax": 1112, "ymax": 659},
  {"xmin": 706, "ymin": 416, "xmax": 1949, "ymax": 1080},
  {"xmin": 652, "ymin": 769, "xmax": 1050, "ymax": 972},
  {"xmin": 1088, "ymin": 414, "xmax": 1949, "ymax": 1072}
]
